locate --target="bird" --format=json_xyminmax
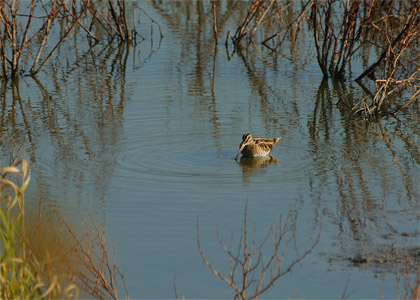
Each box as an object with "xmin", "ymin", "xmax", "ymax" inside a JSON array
[{"xmin": 235, "ymin": 133, "xmax": 282, "ymax": 159}]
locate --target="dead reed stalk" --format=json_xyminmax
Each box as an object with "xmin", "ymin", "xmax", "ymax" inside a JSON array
[
  {"xmin": 32, "ymin": 1, "xmax": 90, "ymax": 75},
  {"xmin": 0, "ymin": 0, "xmax": 161, "ymax": 78},
  {"xmin": 107, "ymin": 0, "xmax": 132, "ymax": 41},
  {"xmin": 211, "ymin": 0, "xmax": 218, "ymax": 44},
  {"xmin": 262, "ymin": 0, "xmax": 312, "ymax": 51},
  {"xmin": 230, "ymin": 0, "xmax": 267, "ymax": 47},
  {"xmin": 197, "ymin": 203, "xmax": 321, "ymax": 299},
  {"xmin": 0, "ymin": 0, "xmax": 59, "ymax": 78},
  {"xmin": 55, "ymin": 209, "xmax": 128, "ymax": 300},
  {"xmin": 351, "ymin": 1, "xmax": 420, "ymax": 118},
  {"xmin": 0, "ymin": 0, "xmax": 92, "ymax": 77},
  {"xmin": 310, "ymin": 0, "xmax": 367, "ymax": 78},
  {"xmin": 356, "ymin": 1, "xmax": 420, "ymax": 81}
]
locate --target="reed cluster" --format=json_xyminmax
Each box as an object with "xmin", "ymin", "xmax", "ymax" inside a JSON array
[
  {"xmin": 0, "ymin": 158, "xmax": 76, "ymax": 298},
  {"xmin": 0, "ymin": 157, "xmax": 127, "ymax": 299},
  {"xmin": 0, "ymin": 0, "xmax": 162, "ymax": 79},
  {"xmin": 214, "ymin": 0, "xmax": 420, "ymax": 118}
]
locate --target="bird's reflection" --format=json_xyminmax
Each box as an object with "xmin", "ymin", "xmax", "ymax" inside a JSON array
[{"xmin": 237, "ymin": 155, "xmax": 280, "ymax": 177}]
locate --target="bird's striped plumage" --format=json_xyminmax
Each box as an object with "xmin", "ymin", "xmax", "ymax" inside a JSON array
[{"xmin": 235, "ymin": 133, "xmax": 282, "ymax": 159}]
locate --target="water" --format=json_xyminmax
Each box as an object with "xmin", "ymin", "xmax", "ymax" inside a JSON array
[{"xmin": 1, "ymin": 2, "xmax": 419, "ymax": 299}]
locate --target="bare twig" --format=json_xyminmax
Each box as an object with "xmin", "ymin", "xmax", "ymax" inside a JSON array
[
  {"xmin": 211, "ymin": 0, "xmax": 218, "ymax": 44},
  {"xmin": 311, "ymin": 0, "xmax": 364, "ymax": 78},
  {"xmin": 262, "ymin": 1, "xmax": 311, "ymax": 50},
  {"xmin": 197, "ymin": 203, "xmax": 321, "ymax": 299},
  {"xmin": 197, "ymin": 217, "xmax": 242, "ymax": 295},
  {"xmin": 133, "ymin": 4, "xmax": 164, "ymax": 39},
  {"xmin": 31, "ymin": 1, "xmax": 89, "ymax": 75},
  {"xmin": 356, "ymin": 1, "xmax": 420, "ymax": 81},
  {"xmin": 62, "ymin": 1, "xmax": 98, "ymax": 42},
  {"xmin": 53, "ymin": 207, "xmax": 128, "ymax": 300},
  {"xmin": 232, "ymin": 0, "xmax": 265, "ymax": 47}
]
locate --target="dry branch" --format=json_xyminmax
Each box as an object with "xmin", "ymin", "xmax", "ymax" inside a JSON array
[
  {"xmin": 311, "ymin": 0, "xmax": 364, "ymax": 78},
  {"xmin": 350, "ymin": 1, "xmax": 420, "ymax": 118},
  {"xmin": 352, "ymin": 68, "xmax": 420, "ymax": 119},
  {"xmin": 231, "ymin": 0, "xmax": 266, "ymax": 47},
  {"xmin": 356, "ymin": 1, "xmax": 420, "ymax": 81},
  {"xmin": 62, "ymin": 1, "xmax": 98, "ymax": 42},
  {"xmin": 54, "ymin": 208, "xmax": 128, "ymax": 300},
  {"xmin": 262, "ymin": 0, "xmax": 311, "ymax": 50},
  {"xmin": 0, "ymin": 0, "xmax": 162, "ymax": 78},
  {"xmin": 31, "ymin": 1, "xmax": 89, "ymax": 75},
  {"xmin": 211, "ymin": 0, "xmax": 218, "ymax": 44},
  {"xmin": 197, "ymin": 203, "xmax": 321, "ymax": 299}
]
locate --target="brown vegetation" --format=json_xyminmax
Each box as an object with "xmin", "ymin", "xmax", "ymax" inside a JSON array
[
  {"xmin": 1, "ymin": 0, "xmax": 417, "ymax": 115},
  {"xmin": 0, "ymin": 156, "xmax": 127, "ymax": 299},
  {"xmin": 56, "ymin": 211, "xmax": 128, "ymax": 300},
  {"xmin": 0, "ymin": 0, "xmax": 162, "ymax": 79},
  {"xmin": 211, "ymin": 0, "xmax": 419, "ymax": 117}
]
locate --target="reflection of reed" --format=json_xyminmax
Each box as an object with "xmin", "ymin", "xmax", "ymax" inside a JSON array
[
  {"xmin": 210, "ymin": 45, "xmax": 221, "ymax": 150},
  {"xmin": 236, "ymin": 50, "xmax": 289, "ymax": 134},
  {"xmin": 0, "ymin": 41, "xmax": 151, "ymax": 210},
  {"xmin": 310, "ymin": 79, "xmax": 419, "ymax": 244},
  {"xmin": 151, "ymin": 0, "xmax": 308, "ymax": 142},
  {"xmin": 152, "ymin": 1, "xmax": 227, "ymax": 150}
]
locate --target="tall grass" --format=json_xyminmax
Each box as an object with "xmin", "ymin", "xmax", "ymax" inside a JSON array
[
  {"xmin": 0, "ymin": 158, "xmax": 127, "ymax": 299},
  {"xmin": 0, "ymin": 159, "xmax": 78, "ymax": 299}
]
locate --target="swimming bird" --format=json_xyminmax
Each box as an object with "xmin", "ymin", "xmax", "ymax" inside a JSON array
[{"xmin": 235, "ymin": 133, "xmax": 282, "ymax": 159}]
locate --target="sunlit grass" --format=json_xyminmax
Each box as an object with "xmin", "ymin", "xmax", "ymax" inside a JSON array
[
  {"xmin": 0, "ymin": 158, "xmax": 127, "ymax": 299},
  {"xmin": 0, "ymin": 159, "xmax": 78, "ymax": 299}
]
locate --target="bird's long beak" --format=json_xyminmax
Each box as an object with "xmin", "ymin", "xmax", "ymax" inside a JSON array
[{"xmin": 235, "ymin": 143, "xmax": 245, "ymax": 160}]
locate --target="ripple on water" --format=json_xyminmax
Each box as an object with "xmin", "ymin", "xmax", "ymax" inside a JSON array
[
  {"xmin": 114, "ymin": 131, "xmax": 316, "ymax": 187},
  {"xmin": 115, "ymin": 133, "xmax": 239, "ymax": 182}
]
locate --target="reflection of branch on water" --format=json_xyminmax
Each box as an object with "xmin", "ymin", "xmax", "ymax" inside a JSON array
[
  {"xmin": 132, "ymin": 38, "xmax": 163, "ymax": 71},
  {"xmin": 197, "ymin": 202, "xmax": 321, "ymax": 299},
  {"xmin": 210, "ymin": 45, "xmax": 221, "ymax": 150},
  {"xmin": 310, "ymin": 78, "xmax": 419, "ymax": 242},
  {"xmin": 394, "ymin": 269, "xmax": 420, "ymax": 300},
  {"xmin": 173, "ymin": 271, "xmax": 185, "ymax": 300},
  {"xmin": 309, "ymin": 78, "xmax": 333, "ymax": 142},
  {"xmin": 235, "ymin": 50, "xmax": 290, "ymax": 135},
  {"xmin": 0, "ymin": 80, "xmax": 36, "ymax": 157},
  {"xmin": 0, "ymin": 51, "xmax": 130, "ymax": 206}
]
